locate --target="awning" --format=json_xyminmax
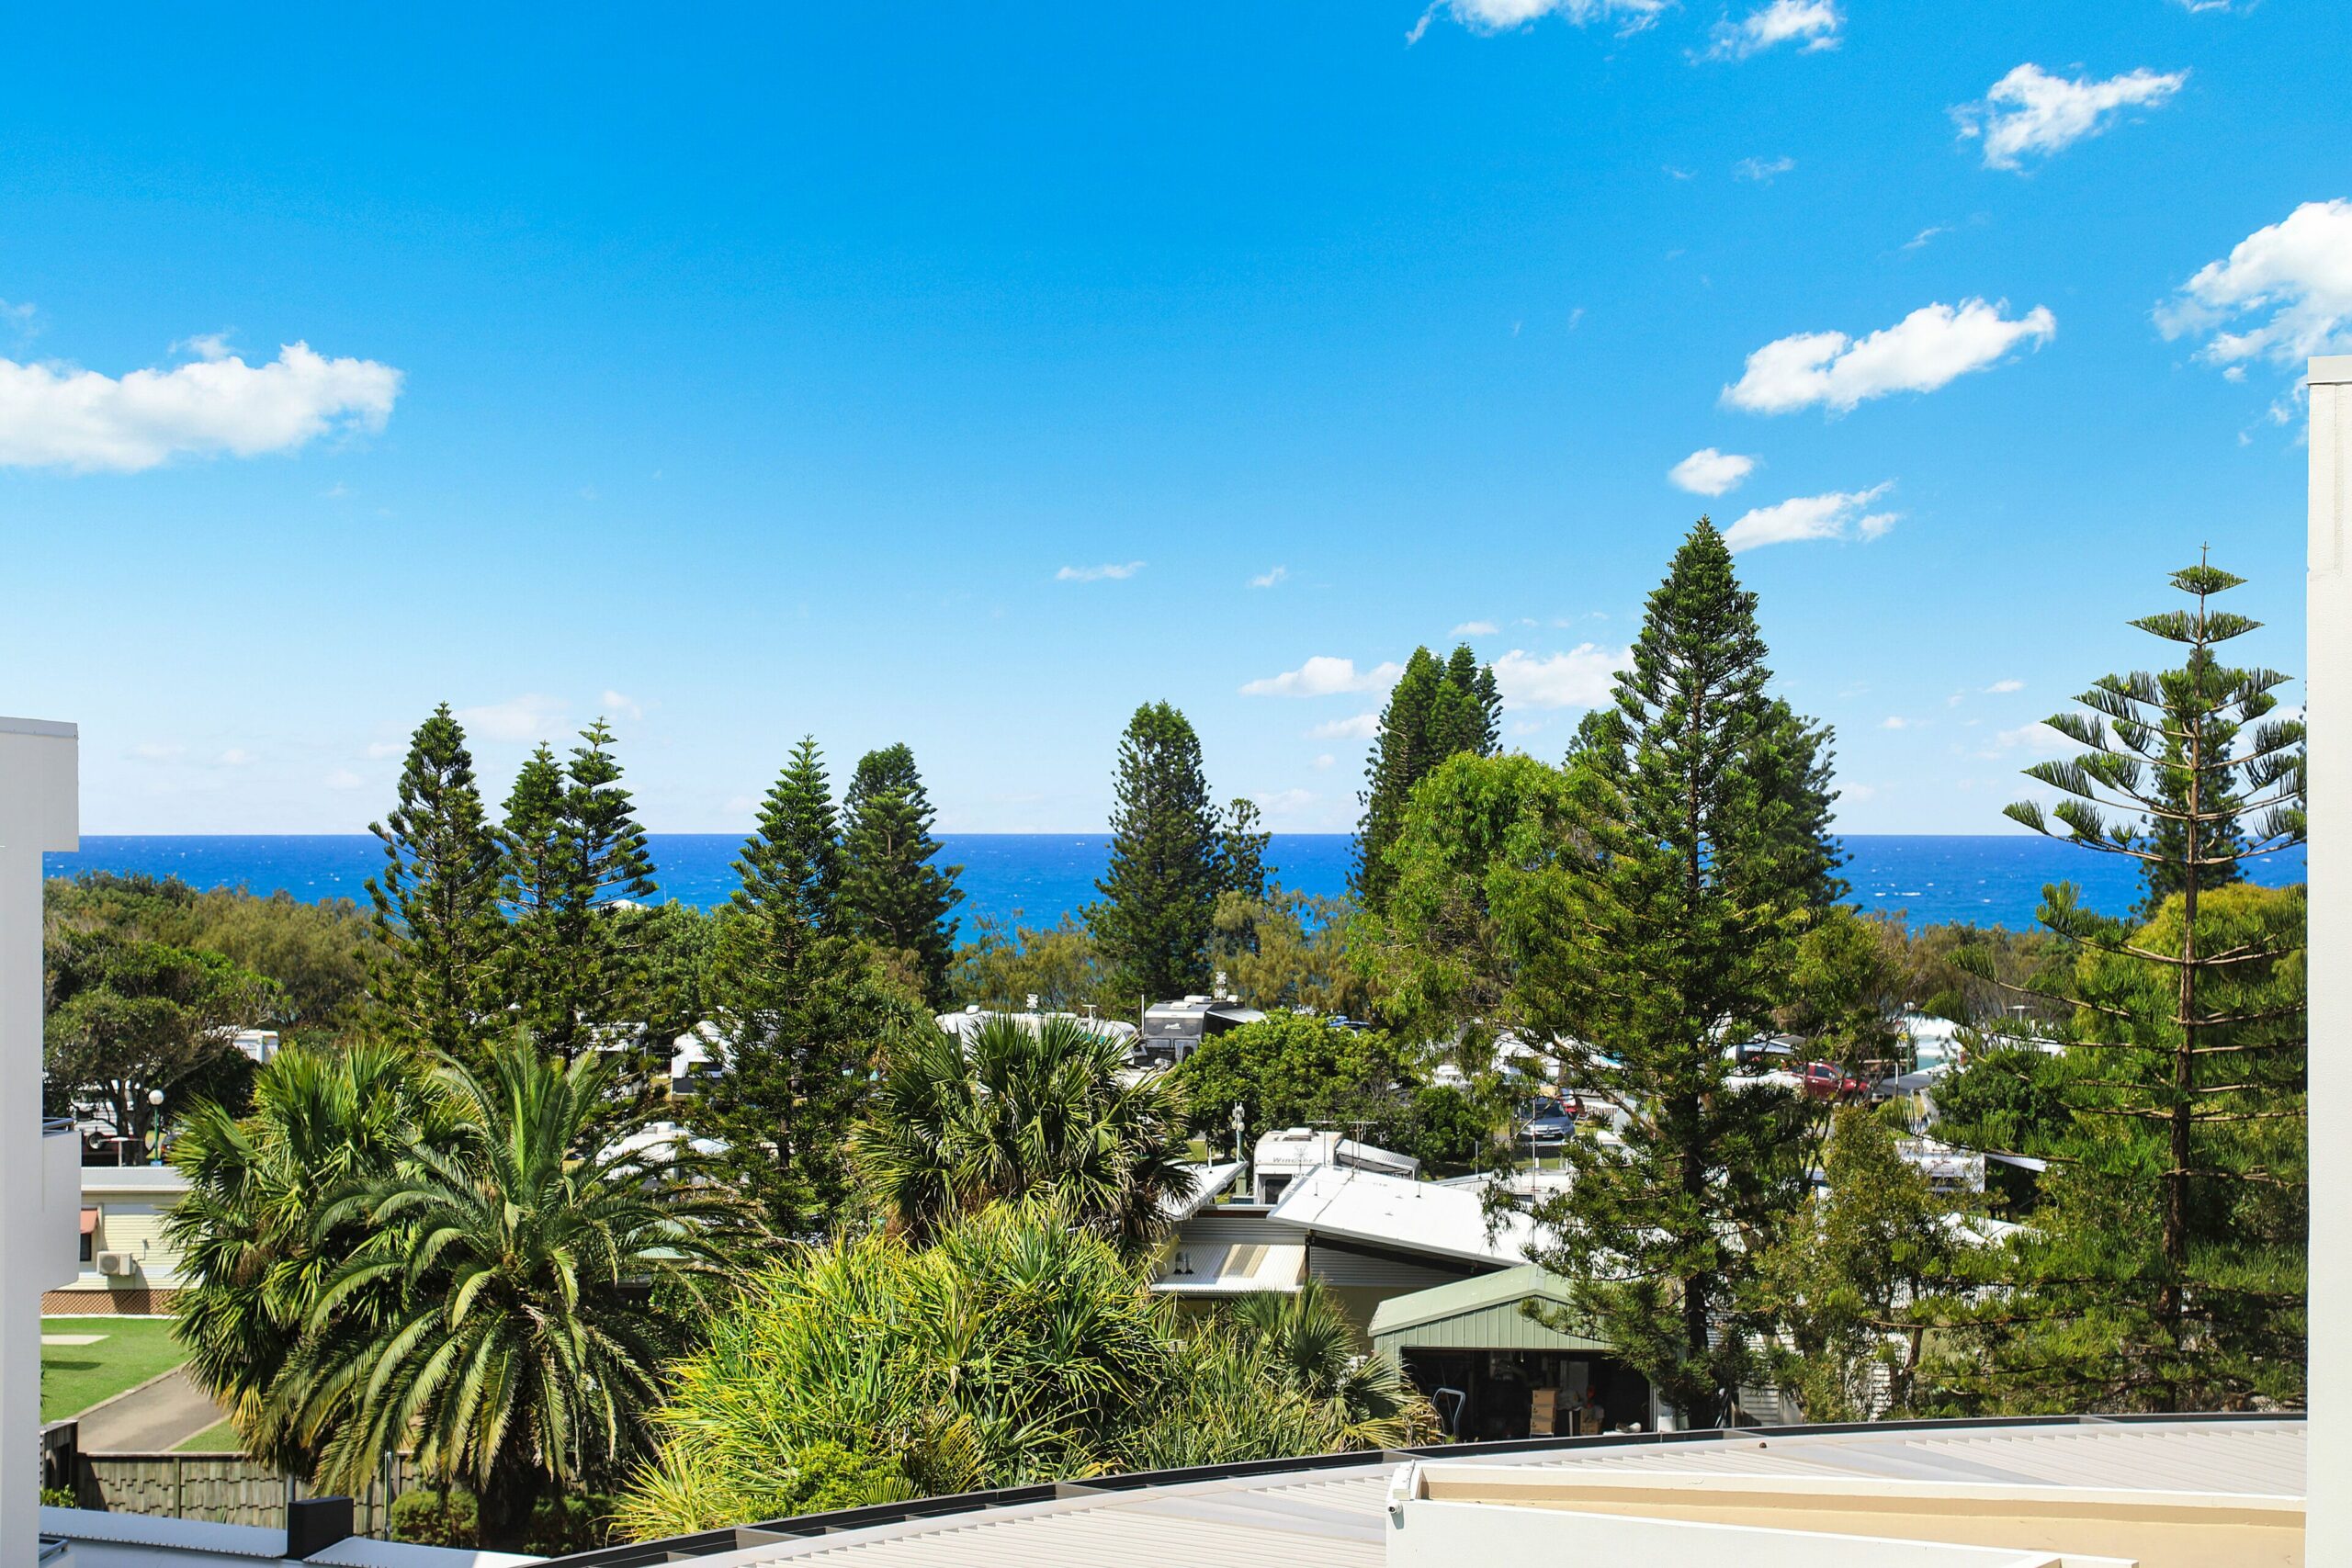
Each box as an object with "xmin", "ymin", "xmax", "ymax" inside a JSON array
[
  {"xmin": 79, "ymin": 1208, "xmax": 98, "ymax": 1235},
  {"xmin": 1152, "ymin": 1241, "xmax": 1307, "ymax": 1296}
]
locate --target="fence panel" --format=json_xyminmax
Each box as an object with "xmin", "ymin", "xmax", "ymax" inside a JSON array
[{"xmin": 76, "ymin": 1452, "xmax": 426, "ymax": 1538}]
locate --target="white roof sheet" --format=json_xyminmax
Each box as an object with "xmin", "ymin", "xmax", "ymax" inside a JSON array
[
  {"xmin": 1153, "ymin": 1239, "xmax": 1308, "ymax": 1295},
  {"xmin": 1265, "ymin": 1166, "xmax": 1534, "ymax": 1267},
  {"xmin": 673, "ymin": 1419, "xmax": 2301, "ymax": 1568}
]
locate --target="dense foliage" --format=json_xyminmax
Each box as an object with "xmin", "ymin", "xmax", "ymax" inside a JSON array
[
  {"xmin": 1089, "ymin": 701, "xmax": 1224, "ymax": 1002},
  {"xmin": 1352, "ymin": 643, "xmax": 1500, "ymax": 916},
  {"xmin": 853, "ymin": 1013, "xmax": 1192, "ymax": 1256},
  {"xmin": 614, "ymin": 1201, "xmax": 1412, "ymax": 1538},
  {"xmin": 840, "ymin": 742, "xmax": 964, "ymax": 1005},
  {"xmin": 1962, "ymin": 561, "xmax": 2308, "ymax": 1413}
]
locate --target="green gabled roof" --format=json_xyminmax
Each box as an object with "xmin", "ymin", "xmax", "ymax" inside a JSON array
[{"xmin": 1368, "ymin": 1264, "xmax": 1612, "ymax": 1352}]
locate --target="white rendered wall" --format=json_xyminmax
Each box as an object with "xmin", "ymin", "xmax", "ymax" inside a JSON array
[
  {"xmin": 2308, "ymin": 357, "xmax": 2351, "ymax": 1564},
  {"xmin": 0, "ymin": 718, "xmax": 76, "ymax": 1552}
]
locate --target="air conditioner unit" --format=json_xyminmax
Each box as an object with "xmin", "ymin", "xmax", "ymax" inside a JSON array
[{"xmin": 95, "ymin": 1251, "xmax": 137, "ymax": 1278}]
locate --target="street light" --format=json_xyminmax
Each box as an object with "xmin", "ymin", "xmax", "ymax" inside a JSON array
[
  {"xmin": 145, "ymin": 1086, "xmax": 165, "ymax": 1166},
  {"xmin": 1229, "ymin": 1100, "xmax": 1246, "ymax": 1166}
]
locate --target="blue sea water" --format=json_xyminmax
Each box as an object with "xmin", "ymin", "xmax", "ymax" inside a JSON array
[{"xmin": 43, "ymin": 833, "xmax": 2306, "ymax": 933}]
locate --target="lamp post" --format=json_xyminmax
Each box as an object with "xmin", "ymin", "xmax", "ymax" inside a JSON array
[
  {"xmin": 1229, "ymin": 1100, "xmax": 1245, "ymax": 1166},
  {"xmin": 146, "ymin": 1086, "xmax": 164, "ymax": 1166}
]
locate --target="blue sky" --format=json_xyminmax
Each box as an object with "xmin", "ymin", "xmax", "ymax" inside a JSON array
[{"xmin": 1, "ymin": 1, "xmax": 2340, "ymax": 834}]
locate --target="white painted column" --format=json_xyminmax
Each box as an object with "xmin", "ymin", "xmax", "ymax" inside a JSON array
[
  {"xmin": 2309, "ymin": 357, "xmax": 2352, "ymax": 1562},
  {"xmin": 0, "ymin": 718, "xmax": 76, "ymax": 1552}
]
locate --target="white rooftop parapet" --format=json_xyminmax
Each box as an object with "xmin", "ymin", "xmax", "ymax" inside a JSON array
[
  {"xmin": 2307, "ymin": 355, "xmax": 2351, "ymax": 1566},
  {"xmin": 2, "ymin": 717, "xmax": 78, "ymax": 1555}
]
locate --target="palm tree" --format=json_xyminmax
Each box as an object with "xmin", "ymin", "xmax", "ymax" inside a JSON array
[
  {"xmin": 851, "ymin": 1013, "xmax": 1192, "ymax": 1256},
  {"xmin": 1229, "ymin": 1280, "xmax": 1427, "ymax": 1449},
  {"xmin": 166, "ymin": 1041, "xmax": 453, "ymax": 1470},
  {"xmin": 280, "ymin": 1042, "xmax": 736, "ymax": 1545}
]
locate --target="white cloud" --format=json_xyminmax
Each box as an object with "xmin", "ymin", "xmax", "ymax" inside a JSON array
[
  {"xmin": 1451, "ymin": 619, "xmax": 1500, "ymax": 637},
  {"xmin": 456, "ymin": 694, "xmax": 569, "ymax": 744},
  {"xmin": 1253, "ymin": 788, "xmax": 1318, "ymax": 818},
  {"xmin": 324, "ymin": 768, "xmax": 365, "ymax": 790},
  {"xmin": 0, "ymin": 299, "xmax": 36, "ymax": 340},
  {"xmin": 0, "ymin": 341, "xmax": 401, "ymax": 472},
  {"xmin": 1250, "ymin": 565, "xmax": 1289, "ymax": 589},
  {"xmin": 1954, "ymin": 64, "xmax": 2187, "ymax": 172},
  {"xmin": 1668, "ymin": 446, "xmax": 1757, "ymax": 495},
  {"xmin": 171, "ymin": 330, "xmax": 235, "ymax": 362},
  {"xmin": 1410, "ymin": 0, "xmax": 1669, "ymax": 42},
  {"xmin": 217, "ymin": 748, "xmax": 254, "ymax": 767},
  {"xmin": 601, "ymin": 689, "xmax": 644, "ymax": 721},
  {"xmin": 1492, "ymin": 644, "xmax": 1624, "ymax": 709},
  {"xmin": 1721, "ymin": 483, "xmax": 1899, "ymax": 552},
  {"xmin": 2157, "ymin": 199, "xmax": 2352, "ymax": 370},
  {"xmin": 1881, "ymin": 716, "xmax": 1911, "ymax": 730},
  {"xmin": 1724, "ymin": 299, "xmax": 2055, "ymax": 414},
  {"xmin": 1243, "ymin": 657, "xmax": 1404, "ymax": 698},
  {"xmin": 1708, "ymin": 0, "xmax": 1841, "ymax": 60},
  {"xmin": 1985, "ymin": 678, "xmax": 2025, "ymax": 694},
  {"xmin": 1313, "ymin": 753, "xmax": 1337, "ymax": 770},
  {"xmin": 131, "ymin": 742, "xmax": 186, "ymax": 762},
  {"xmin": 1056, "ymin": 560, "xmax": 1145, "ymax": 582},
  {"xmin": 365, "ymin": 740, "xmax": 406, "ymax": 759},
  {"xmin": 1993, "ymin": 722, "xmax": 2073, "ymax": 758},
  {"xmin": 1734, "ymin": 154, "xmax": 1795, "ymax": 183},
  {"xmin": 1310, "ymin": 712, "xmax": 1382, "ymax": 740},
  {"xmin": 1904, "ymin": 226, "xmax": 1949, "ymax": 251}
]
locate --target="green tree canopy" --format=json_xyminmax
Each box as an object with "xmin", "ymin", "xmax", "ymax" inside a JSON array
[
  {"xmin": 701, "ymin": 737, "xmax": 917, "ymax": 1236},
  {"xmin": 1523, "ymin": 520, "xmax": 1839, "ymax": 1427},
  {"xmin": 43, "ymin": 929, "xmax": 283, "ymax": 1142},
  {"xmin": 852, "ymin": 1013, "xmax": 1192, "ymax": 1257},
  {"xmin": 366, "ymin": 703, "xmax": 504, "ymax": 1059},
  {"xmin": 614, "ymin": 1201, "xmax": 1395, "ymax": 1539},
  {"xmin": 1089, "ymin": 701, "xmax": 1221, "ymax": 1004},
  {"xmin": 167, "ymin": 1041, "xmax": 458, "ymax": 1472},
  {"xmin": 277, "ymin": 1043, "xmax": 737, "ymax": 1546},
  {"xmin": 1976, "ymin": 560, "xmax": 2307, "ymax": 1413},
  {"xmin": 841, "ymin": 742, "xmax": 965, "ymax": 1005},
  {"xmin": 494, "ymin": 723, "xmax": 661, "ymax": 1061},
  {"xmin": 1170, "ymin": 1010, "xmax": 1412, "ymax": 1154},
  {"xmin": 1753, "ymin": 1103, "xmax": 1971, "ymax": 1423},
  {"xmin": 1352, "ymin": 643, "xmax": 1500, "ymax": 916}
]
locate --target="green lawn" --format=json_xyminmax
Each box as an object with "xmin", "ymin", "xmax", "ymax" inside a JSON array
[
  {"xmin": 40, "ymin": 1317, "xmax": 189, "ymax": 1423},
  {"xmin": 175, "ymin": 1419, "xmax": 245, "ymax": 1453}
]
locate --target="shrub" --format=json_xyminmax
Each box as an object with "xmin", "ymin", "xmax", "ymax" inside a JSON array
[{"xmin": 389, "ymin": 1489, "xmax": 479, "ymax": 1547}]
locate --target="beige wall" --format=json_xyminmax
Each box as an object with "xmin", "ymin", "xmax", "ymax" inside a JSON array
[{"xmin": 2306, "ymin": 355, "xmax": 2351, "ymax": 1565}]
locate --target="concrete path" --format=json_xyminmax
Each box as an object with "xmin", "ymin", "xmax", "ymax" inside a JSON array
[{"xmin": 75, "ymin": 1367, "xmax": 224, "ymax": 1452}]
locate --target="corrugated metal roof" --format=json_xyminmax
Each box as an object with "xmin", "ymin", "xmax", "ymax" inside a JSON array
[
  {"xmin": 1265, "ymin": 1167, "xmax": 1534, "ymax": 1268},
  {"xmin": 672, "ymin": 1419, "xmax": 2302, "ymax": 1568},
  {"xmin": 1366, "ymin": 1265, "xmax": 1579, "ymax": 1337}
]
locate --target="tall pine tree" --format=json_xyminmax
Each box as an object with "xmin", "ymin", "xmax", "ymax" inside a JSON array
[
  {"xmin": 493, "ymin": 721, "xmax": 659, "ymax": 1060},
  {"xmin": 700, "ymin": 736, "xmax": 910, "ymax": 1235},
  {"xmin": 365, "ymin": 704, "xmax": 504, "ymax": 1059},
  {"xmin": 497, "ymin": 743, "xmax": 574, "ymax": 1051},
  {"xmin": 1526, "ymin": 520, "xmax": 1840, "ymax": 1427},
  {"xmin": 1088, "ymin": 702, "xmax": 1221, "ymax": 1006},
  {"xmin": 1962, "ymin": 560, "xmax": 2308, "ymax": 1412},
  {"xmin": 1352, "ymin": 643, "xmax": 1501, "ymax": 915},
  {"xmin": 841, "ymin": 742, "xmax": 965, "ymax": 1006},
  {"xmin": 1213, "ymin": 796, "xmax": 1271, "ymax": 904}
]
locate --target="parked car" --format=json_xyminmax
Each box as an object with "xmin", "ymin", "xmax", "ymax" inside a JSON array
[
  {"xmin": 1516, "ymin": 1096, "xmax": 1580, "ymax": 1146},
  {"xmin": 1802, "ymin": 1061, "xmax": 1868, "ymax": 1101},
  {"xmin": 1731, "ymin": 1039, "xmax": 1796, "ymax": 1071}
]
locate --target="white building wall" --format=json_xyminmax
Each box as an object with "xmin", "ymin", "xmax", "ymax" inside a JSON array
[
  {"xmin": 2306, "ymin": 355, "xmax": 2350, "ymax": 1565},
  {"xmin": 1, "ymin": 717, "xmax": 78, "ymax": 1555}
]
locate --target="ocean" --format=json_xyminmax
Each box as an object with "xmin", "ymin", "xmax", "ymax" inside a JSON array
[{"xmin": 42, "ymin": 833, "xmax": 2307, "ymax": 933}]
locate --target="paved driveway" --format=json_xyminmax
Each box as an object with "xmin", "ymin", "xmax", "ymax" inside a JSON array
[{"xmin": 76, "ymin": 1368, "xmax": 224, "ymax": 1452}]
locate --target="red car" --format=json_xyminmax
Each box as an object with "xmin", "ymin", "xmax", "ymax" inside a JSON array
[{"xmin": 1802, "ymin": 1061, "xmax": 1867, "ymax": 1101}]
